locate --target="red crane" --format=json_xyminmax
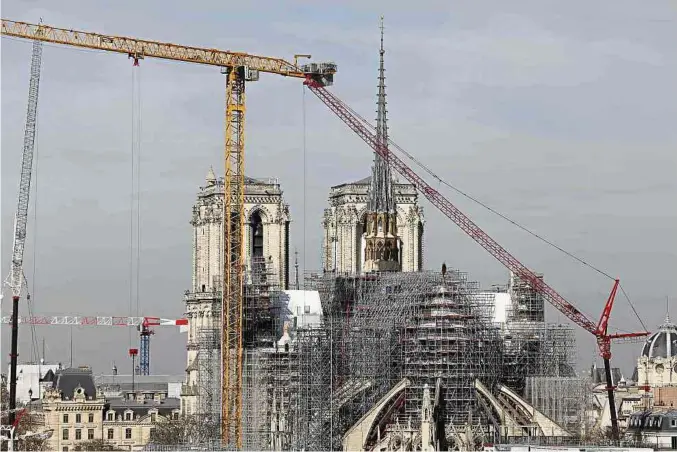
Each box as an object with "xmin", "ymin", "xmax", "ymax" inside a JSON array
[{"xmin": 305, "ymin": 80, "xmax": 650, "ymax": 441}]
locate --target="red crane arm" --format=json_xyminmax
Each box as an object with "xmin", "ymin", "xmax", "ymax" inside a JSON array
[{"xmin": 306, "ymin": 81, "xmax": 598, "ymax": 334}]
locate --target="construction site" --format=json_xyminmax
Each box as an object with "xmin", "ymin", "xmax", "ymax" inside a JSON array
[{"xmin": 0, "ymin": 9, "xmax": 664, "ymax": 452}]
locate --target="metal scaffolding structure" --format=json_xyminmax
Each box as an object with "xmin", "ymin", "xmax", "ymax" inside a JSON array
[
  {"xmin": 184, "ymin": 264, "xmax": 578, "ymax": 450},
  {"xmin": 525, "ymin": 375, "xmax": 592, "ymax": 436},
  {"xmin": 196, "ymin": 327, "xmax": 221, "ymax": 443},
  {"xmin": 296, "ymin": 269, "xmax": 504, "ymax": 449},
  {"xmin": 242, "ymin": 256, "xmax": 285, "ymax": 449},
  {"xmin": 501, "ymin": 322, "xmax": 577, "ymax": 396}
]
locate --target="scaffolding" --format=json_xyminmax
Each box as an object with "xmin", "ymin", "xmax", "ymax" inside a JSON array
[
  {"xmin": 196, "ymin": 327, "xmax": 221, "ymax": 444},
  {"xmin": 299, "ymin": 269, "xmax": 503, "ymax": 449},
  {"xmin": 509, "ymin": 271, "xmax": 545, "ymax": 323},
  {"xmin": 501, "ymin": 322, "xmax": 577, "ymax": 396},
  {"xmin": 525, "ymin": 375, "xmax": 592, "ymax": 436},
  {"xmin": 242, "ymin": 256, "xmax": 285, "ymax": 449},
  {"xmin": 185, "ymin": 262, "xmax": 578, "ymax": 450}
]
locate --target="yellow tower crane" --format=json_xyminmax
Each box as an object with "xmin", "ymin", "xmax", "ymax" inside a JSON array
[{"xmin": 1, "ymin": 19, "xmax": 336, "ymax": 448}]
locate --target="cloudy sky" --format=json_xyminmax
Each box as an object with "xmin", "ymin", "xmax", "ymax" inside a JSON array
[{"xmin": 2, "ymin": 1, "xmax": 675, "ymax": 378}]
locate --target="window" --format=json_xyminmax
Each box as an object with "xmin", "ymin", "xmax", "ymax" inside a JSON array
[
  {"xmin": 125, "ymin": 428, "xmax": 132, "ymax": 439},
  {"xmin": 150, "ymin": 413, "xmax": 156, "ymax": 423},
  {"xmin": 62, "ymin": 429, "xmax": 69, "ymax": 440},
  {"xmin": 88, "ymin": 413, "xmax": 94, "ymax": 423},
  {"xmin": 87, "ymin": 429, "xmax": 94, "ymax": 440},
  {"xmin": 75, "ymin": 413, "xmax": 81, "ymax": 424},
  {"xmin": 173, "ymin": 412, "xmax": 179, "ymax": 421},
  {"xmin": 107, "ymin": 412, "xmax": 114, "ymax": 421},
  {"xmin": 63, "ymin": 414, "xmax": 69, "ymax": 423},
  {"xmin": 75, "ymin": 429, "xmax": 81, "ymax": 440},
  {"xmin": 672, "ymin": 419, "xmax": 677, "ymax": 427},
  {"xmin": 107, "ymin": 429, "xmax": 114, "ymax": 440},
  {"xmin": 62, "ymin": 448, "xmax": 68, "ymax": 452},
  {"xmin": 251, "ymin": 212, "xmax": 264, "ymax": 258},
  {"xmin": 125, "ymin": 412, "xmax": 132, "ymax": 421}
]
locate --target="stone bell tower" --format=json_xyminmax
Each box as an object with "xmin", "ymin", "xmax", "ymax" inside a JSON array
[{"xmin": 364, "ymin": 18, "xmax": 401, "ymax": 273}]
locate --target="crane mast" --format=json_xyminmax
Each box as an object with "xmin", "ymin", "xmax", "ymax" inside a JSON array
[{"xmin": 4, "ymin": 38, "xmax": 42, "ymax": 428}]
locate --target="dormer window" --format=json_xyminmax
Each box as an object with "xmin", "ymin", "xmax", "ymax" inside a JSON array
[{"xmin": 124, "ymin": 411, "xmax": 132, "ymax": 421}]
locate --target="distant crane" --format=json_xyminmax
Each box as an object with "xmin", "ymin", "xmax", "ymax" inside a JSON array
[
  {"xmin": 2, "ymin": 36, "xmax": 43, "ymax": 427},
  {"xmin": 304, "ymin": 81, "xmax": 650, "ymax": 442},
  {"xmin": 0, "ymin": 315, "xmax": 188, "ymax": 376}
]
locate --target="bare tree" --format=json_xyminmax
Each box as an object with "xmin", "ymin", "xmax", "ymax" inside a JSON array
[
  {"xmin": 73, "ymin": 439, "xmax": 122, "ymax": 451},
  {"xmin": 149, "ymin": 415, "xmax": 219, "ymax": 446}
]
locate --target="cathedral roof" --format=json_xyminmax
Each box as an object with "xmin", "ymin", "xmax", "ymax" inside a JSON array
[
  {"xmin": 353, "ymin": 176, "xmax": 372, "ymax": 185},
  {"xmin": 331, "ymin": 175, "xmax": 409, "ymax": 190},
  {"xmin": 204, "ymin": 167, "xmax": 276, "ymax": 187}
]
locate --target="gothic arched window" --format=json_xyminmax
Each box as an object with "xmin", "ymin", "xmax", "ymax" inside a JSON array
[{"xmin": 251, "ymin": 212, "xmax": 264, "ymax": 258}]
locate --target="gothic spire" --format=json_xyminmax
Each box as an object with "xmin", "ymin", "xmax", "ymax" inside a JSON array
[{"xmin": 368, "ymin": 16, "xmax": 395, "ymax": 213}]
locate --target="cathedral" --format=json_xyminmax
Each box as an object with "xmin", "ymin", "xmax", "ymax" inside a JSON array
[
  {"xmin": 181, "ymin": 21, "xmax": 425, "ymax": 416},
  {"xmin": 321, "ymin": 22, "xmax": 424, "ymax": 274},
  {"xmin": 181, "ymin": 172, "xmax": 291, "ymax": 414}
]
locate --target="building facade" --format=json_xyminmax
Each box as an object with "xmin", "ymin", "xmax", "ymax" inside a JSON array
[
  {"xmin": 39, "ymin": 367, "xmax": 179, "ymax": 451},
  {"xmin": 637, "ymin": 316, "xmax": 677, "ymax": 389},
  {"xmin": 321, "ymin": 178, "xmax": 424, "ymax": 274},
  {"xmin": 191, "ymin": 168, "xmax": 291, "ymax": 293},
  {"xmin": 181, "ymin": 170, "xmax": 291, "ymax": 415}
]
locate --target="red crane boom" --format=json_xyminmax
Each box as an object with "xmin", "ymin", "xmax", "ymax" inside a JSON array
[{"xmin": 305, "ymin": 80, "xmax": 649, "ymax": 441}]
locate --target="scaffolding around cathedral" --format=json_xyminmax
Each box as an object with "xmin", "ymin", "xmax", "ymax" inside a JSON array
[
  {"xmin": 500, "ymin": 322, "xmax": 577, "ymax": 395},
  {"xmin": 196, "ymin": 327, "xmax": 221, "ymax": 444},
  {"xmin": 296, "ymin": 269, "xmax": 503, "ymax": 448},
  {"xmin": 186, "ymin": 263, "xmax": 578, "ymax": 450}
]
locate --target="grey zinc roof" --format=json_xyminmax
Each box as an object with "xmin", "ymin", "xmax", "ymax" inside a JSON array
[
  {"xmin": 641, "ymin": 318, "xmax": 677, "ymax": 359},
  {"xmin": 54, "ymin": 367, "xmax": 97, "ymax": 400},
  {"xmin": 105, "ymin": 397, "xmax": 180, "ymax": 415},
  {"xmin": 331, "ymin": 175, "xmax": 409, "ymax": 190},
  {"xmin": 96, "ymin": 374, "xmax": 183, "ymax": 385}
]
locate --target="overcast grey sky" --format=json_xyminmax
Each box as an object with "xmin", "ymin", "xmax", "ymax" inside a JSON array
[{"xmin": 2, "ymin": 1, "xmax": 676, "ymax": 378}]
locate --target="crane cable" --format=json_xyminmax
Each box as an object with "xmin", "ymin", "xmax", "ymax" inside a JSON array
[
  {"xmin": 128, "ymin": 59, "xmax": 143, "ymax": 360},
  {"xmin": 135, "ymin": 64, "xmax": 142, "ymax": 321},
  {"xmin": 302, "ymin": 85, "xmax": 307, "ymax": 286},
  {"xmin": 128, "ymin": 64, "xmax": 139, "ymax": 349}
]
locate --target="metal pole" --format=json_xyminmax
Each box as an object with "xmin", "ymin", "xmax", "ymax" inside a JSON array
[
  {"xmin": 8, "ymin": 296, "xmax": 20, "ymax": 426},
  {"xmin": 604, "ymin": 357, "xmax": 619, "ymax": 442}
]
